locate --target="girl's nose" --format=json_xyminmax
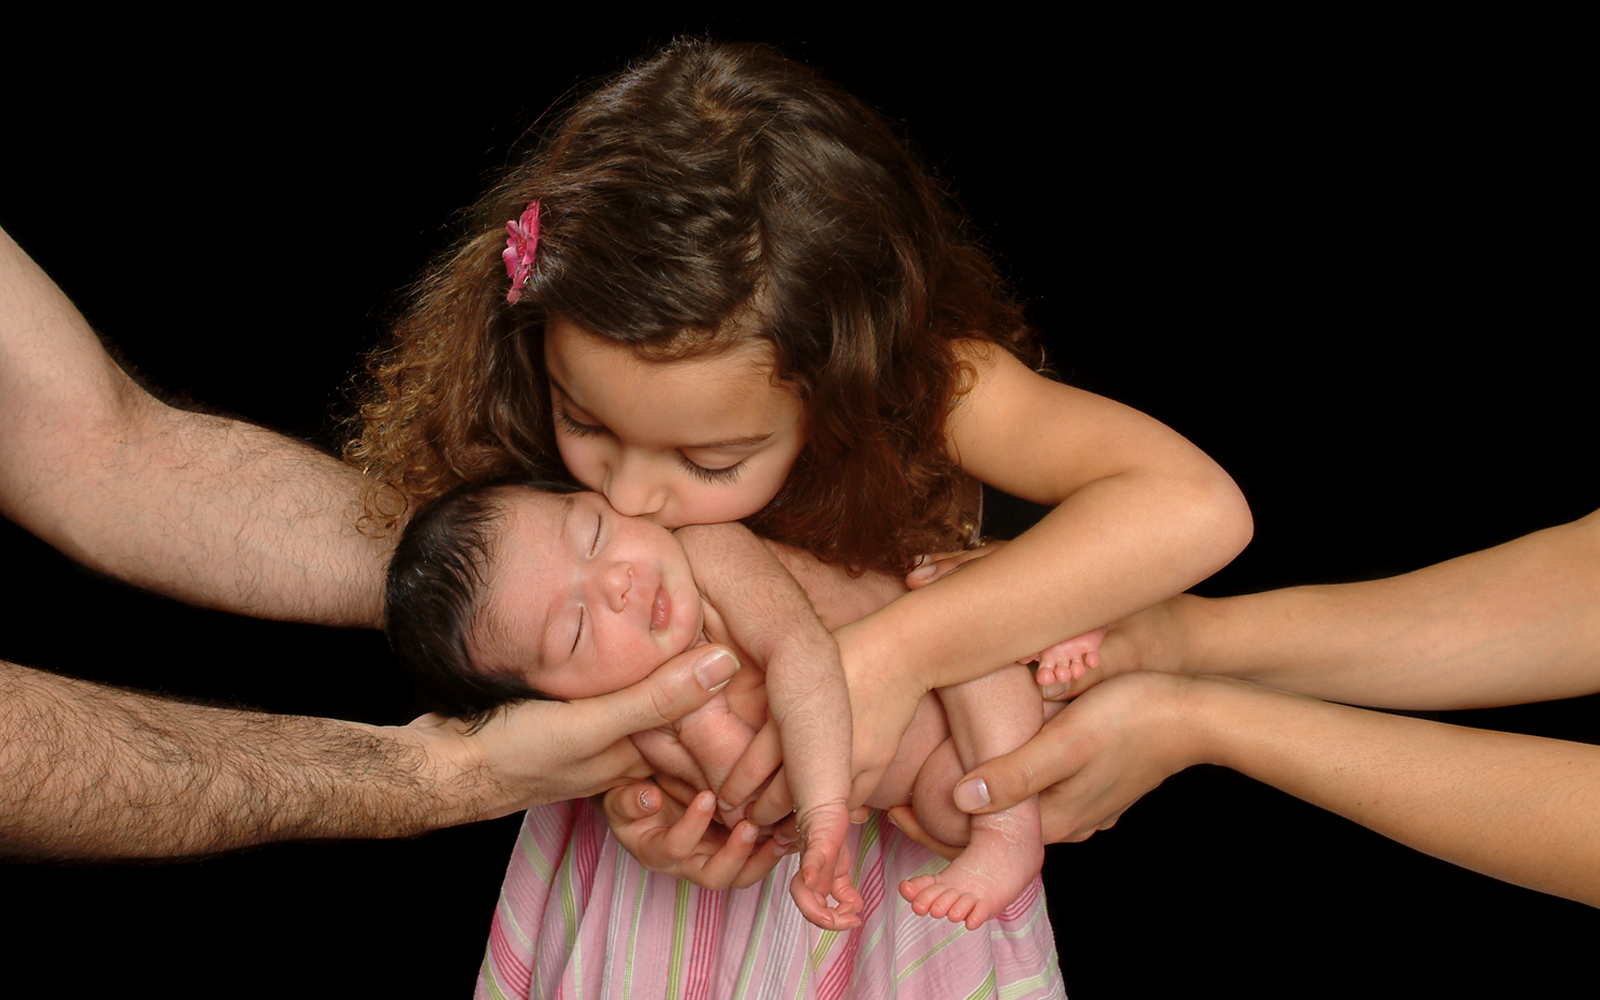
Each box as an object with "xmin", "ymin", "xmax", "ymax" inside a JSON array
[{"xmin": 605, "ymin": 453, "xmax": 668, "ymax": 519}]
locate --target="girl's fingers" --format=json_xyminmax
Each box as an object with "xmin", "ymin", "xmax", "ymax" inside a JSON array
[
  {"xmin": 662, "ymin": 790, "xmax": 719, "ymax": 857},
  {"xmin": 719, "ymin": 719, "xmax": 783, "ymax": 809},
  {"xmin": 688, "ymin": 820, "xmax": 761, "ymax": 888},
  {"xmin": 731, "ymin": 835, "xmax": 788, "ymax": 889},
  {"xmin": 746, "ymin": 767, "xmax": 793, "ymax": 827},
  {"xmin": 604, "ymin": 779, "xmax": 665, "ymax": 821},
  {"xmin": 904, "ymin": 541, "xmax": 1010, "ymax": 589}
]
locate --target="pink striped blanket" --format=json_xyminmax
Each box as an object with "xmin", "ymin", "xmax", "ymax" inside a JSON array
[{"xmin": 474, "ymin": 800, "xmax": 1064, "ymax": 999}]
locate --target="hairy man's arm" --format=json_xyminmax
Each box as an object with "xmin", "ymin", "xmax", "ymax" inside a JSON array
[
  {"xmin": 0, "ymin": 660, "xmax": 452, "ymax": 857},
  {"xmin": 0, "ymin": 227, "xmax": 388, "ymax": 627},
  {"xmin": 0, "ymin": 646, "xmax": 740, "ymax": 858}
]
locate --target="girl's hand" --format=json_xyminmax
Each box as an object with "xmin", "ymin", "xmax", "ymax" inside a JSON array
[
  {"xmin": 904, "ymin": 541, "xmax": 1009, "ymax": 589},
  {"xmin": 602, "ymin": 779, "xmax": 787, "ymax": 890},
  {"xmin": 836, "ymin": 620, "xmax": 930, "ymax": 807},
  {"xmin": 950, "ymin": 672, "xmax": 1207, "ymax": 842},
  {"xmin": 717, "ymin": 719, "xmax": 783, "ymax": 820}
]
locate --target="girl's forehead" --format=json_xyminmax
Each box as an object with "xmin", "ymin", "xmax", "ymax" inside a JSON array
[{"xmin": 546, "ymin": 319, "xmax": 801, "ymax": 437}]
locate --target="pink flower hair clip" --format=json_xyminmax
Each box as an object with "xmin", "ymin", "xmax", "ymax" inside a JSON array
[{"xmin": 502, "ymin": 199, "xmax": 541, "ymax": 304}]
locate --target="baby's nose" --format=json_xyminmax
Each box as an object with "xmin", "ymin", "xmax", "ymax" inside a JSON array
[{"xmin": 600, "ymin": 562, "xmax": 633, "ymax": 613}]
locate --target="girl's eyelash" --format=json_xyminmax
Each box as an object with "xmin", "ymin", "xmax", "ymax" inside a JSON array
[
  {"xmin": 554, "ymin": 404, "xmax": 603, "ymax": 437},
  {"xmin": 680, "ymin": 456, "xmax": 746, "ymax": 484},
  {"xmin": 557, "ymin": 399, "xmax": 745, "ymax": 485}
]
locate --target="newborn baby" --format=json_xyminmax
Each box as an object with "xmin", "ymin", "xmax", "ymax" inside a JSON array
[{"xmin": 386, "ymin": 478, "xmax": 1082, "ymax": 929}]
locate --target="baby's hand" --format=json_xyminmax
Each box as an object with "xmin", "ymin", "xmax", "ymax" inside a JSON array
[{"xmin": 789, "ymin": 799, "xmax": 861, "ymax": 930}]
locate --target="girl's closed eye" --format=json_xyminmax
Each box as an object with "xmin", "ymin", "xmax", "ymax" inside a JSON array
[
  {"xmin": 556, "ymin": 402, "xmax": 605, "ymax": 438},
  {"xmin": 678, "ymin": 455, "xmax": 746, "ymax": 484}
]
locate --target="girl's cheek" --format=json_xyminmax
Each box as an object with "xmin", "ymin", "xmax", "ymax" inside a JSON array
[{"xmin": 556, "ymin": 437, "xmax": 605, "ymax": 492}]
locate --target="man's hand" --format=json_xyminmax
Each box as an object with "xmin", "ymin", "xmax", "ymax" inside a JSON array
[{"xmin": 415, "ymin": 646, "xmax": 743, "ymax": 821}]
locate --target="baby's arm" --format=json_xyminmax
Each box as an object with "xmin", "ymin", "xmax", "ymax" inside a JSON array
[{"xmin": 674, "ymin": 523, "xmax": 859, "ymax": 929}]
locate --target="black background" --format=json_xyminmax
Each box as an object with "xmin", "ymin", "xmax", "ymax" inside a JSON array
[{"xmin": 3, "ymin": 14, "xmax": 1594, "ymax": 998}]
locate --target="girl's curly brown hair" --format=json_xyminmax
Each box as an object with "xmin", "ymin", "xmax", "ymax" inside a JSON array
[{"xmin": 348, "ymin": 37, "xmax": 1042, "ymax": 575}]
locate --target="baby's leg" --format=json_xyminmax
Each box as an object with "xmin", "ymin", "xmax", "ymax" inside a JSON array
[
  {"xmin": 900, "ymin": 664, "xmax": 1043, "ymax": 930},
  {"xmin": 1025, "ymin": 626, "xmax": 1108, "ymax": 686}
]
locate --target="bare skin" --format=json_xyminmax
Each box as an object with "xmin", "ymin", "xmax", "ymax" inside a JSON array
[
  {"xmin": 912, "ymin": 510, "xmax": 1600, "ymax": 906},
  {"xmin": 0, "ymin": 226, "xmax": 731, "ymax": 859},
  {"xmin": 607, "ymin": 543, "xmax": 1061, "ymax": 927}
]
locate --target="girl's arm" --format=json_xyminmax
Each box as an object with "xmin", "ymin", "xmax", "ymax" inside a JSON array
[{"xmin": 837, "ymin": 343, "xmax": 1253, "ymax": 787}]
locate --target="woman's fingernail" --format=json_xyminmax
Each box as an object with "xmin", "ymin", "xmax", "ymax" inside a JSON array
[
  {"xmin": 953, "ymin": 778, "xmax": 990, "ymax": 812},
  {"xmin": 695, "ymin": 648, "xmax": 739, "ymax": 692}
]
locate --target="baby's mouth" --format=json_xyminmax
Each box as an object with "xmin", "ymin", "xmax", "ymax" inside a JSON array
[{"xmin": 650, "ymin": 586, "xmax": 672, "ymax": 632}]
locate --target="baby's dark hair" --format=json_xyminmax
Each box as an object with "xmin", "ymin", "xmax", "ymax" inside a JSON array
[{"xmin": 384, "ymin": 475, "xmax": 582, "ymax": 722}]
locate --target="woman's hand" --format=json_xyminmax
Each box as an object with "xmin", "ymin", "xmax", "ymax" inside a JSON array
[
  {"xmin": 602, "ymin": 778, "xmax": 788, "ymax": 890},
  {"xmin": 951, "ymin": 672, "xmax": 1207, "ymax": 842}
]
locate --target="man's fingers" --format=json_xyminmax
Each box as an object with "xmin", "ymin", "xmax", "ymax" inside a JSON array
[{"xmin": 578, "ymin": 646, "xmax": 740, "ymax": 741}]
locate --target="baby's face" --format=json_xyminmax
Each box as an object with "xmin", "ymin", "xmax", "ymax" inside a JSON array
[{"xmin": 468, "ymin": 489, "xmax": 703, "ymax": 700}]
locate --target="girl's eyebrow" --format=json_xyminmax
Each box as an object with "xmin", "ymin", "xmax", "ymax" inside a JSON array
[
  {"xmin": 684, "ymin": 431, "xmax": 775, "ymax": 450},
  {"xmin": 548, "ymin": 375, "xmax": 775, "ymax": 450}
]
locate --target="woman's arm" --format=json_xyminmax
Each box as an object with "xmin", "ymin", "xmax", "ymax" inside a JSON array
[
  {"xmin": 1094, "ymin": 508, "xmax": 1600, "ymax": 708},
  {"xmin": 953, "ymin": 670, "xmax": 1600, "ymax": 907}
]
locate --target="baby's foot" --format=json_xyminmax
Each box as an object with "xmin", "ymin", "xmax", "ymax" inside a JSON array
[
  {"xmin": 899, "ymin": 798, "xmax": 1042, "ymax": 931},
  {"xmin": 1023, "ymin": 626, "xmax": 1107, "ymax": 686}
]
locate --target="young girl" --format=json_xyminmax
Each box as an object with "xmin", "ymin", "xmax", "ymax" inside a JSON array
[{"xmin": 352, "ymin": 37, "xmax": 1251, "ymax": 996}]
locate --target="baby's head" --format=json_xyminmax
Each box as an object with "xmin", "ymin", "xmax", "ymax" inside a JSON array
[{"xmin": 385, "ymin": 478, "xmax": 704, "ymax": 721}]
